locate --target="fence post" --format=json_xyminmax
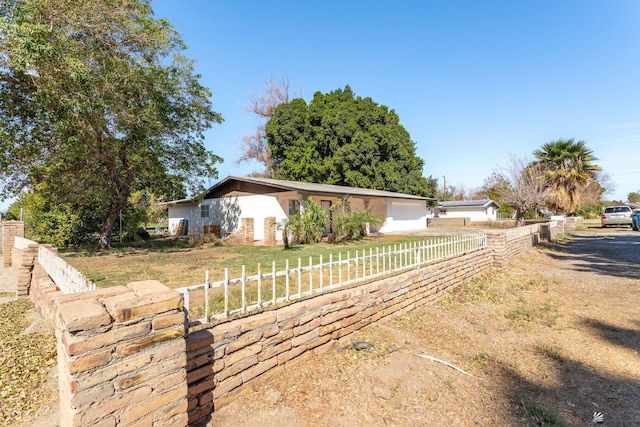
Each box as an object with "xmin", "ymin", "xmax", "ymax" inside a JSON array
[
  {"xmin": 224, "ymin": 268, "xmax": 229, "ymax": 317},
  {"xmin": 271, "ymin": 261, "xmax": 276, "ymax": 305},
  {"xmin": 204, "ymin": 270, "xmax": 209, "ymax": 323},
  {"xmin": 308, "ymin": 256, "xmax": 313, "ymax": 294},
  {"xmin": 329, "ymin": 254, "xmax": 333, "ymax": 287},
  {"xmin": 257, "ymin": 264, "xmax": 262, "ymax": 306},
  {"xmin": 298, "ymin": 258, "xmax": 302, "ymax": 296},
  {"xmin": 285, "ymin": 259, "xmax": 290, "ymax": 300},
  {"xmin": 241, "ymin": 265, "xmax": 246, "ymax": 312}
]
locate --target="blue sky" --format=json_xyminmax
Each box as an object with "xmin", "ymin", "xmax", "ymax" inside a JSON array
[{"xmin": 2, "ymin": 1, "xmax": 639, "ymax": 213}]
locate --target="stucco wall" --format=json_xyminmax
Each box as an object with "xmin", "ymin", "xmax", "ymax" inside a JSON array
[
  {"xmin": 438, "ymin": 206, "xmax": 497, "ymax": 222},
  {"xmin": 169, "ymin": 195, "xmax": 429, "ymax": 241},
  {"xmin": 168, "ymin": 195, "xmax": 287, "ymax": 241},
  {"xmin": 379, "ymin": 200, "xmax": 428, "ymax": 233}
]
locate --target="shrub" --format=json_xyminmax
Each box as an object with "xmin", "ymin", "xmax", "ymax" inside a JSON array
[
  {"xmin": 330, "ymin": 198, "xmax": 384, "ymax": 243},
  {"xmin": 279, "ymin": 200, "xmax": 329, "ymax": 248},
  {"xmin": 298, "ymin": 200, "xmax": 328, "ymax": 244}
]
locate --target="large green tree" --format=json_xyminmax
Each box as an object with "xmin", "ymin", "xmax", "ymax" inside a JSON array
[
  {"xmin": 0, "ymin": 0, "xmax": 222, "ymax": 248},
  {"xmin": 533, "ymin": 138, "xmax": 600, "ymax": 215},
  {"xmin": 265, "ymin": 86, "xmax": 437, "ymax": 197}
]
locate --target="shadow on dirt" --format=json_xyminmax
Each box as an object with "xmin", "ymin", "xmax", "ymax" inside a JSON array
[
  {"xmin": 491, "ymin": 232, "xmax": 640, "ymax": 425},
  {"xmin": 494, "ymin": 349, "xmax": 640, "ymax": 425},
  {"xmin": 547, "ymin": 232, "xmax": 640, "ymax": 280},
  {"xmin": 580, "ymin": 318, "xmax": 640, "ymax": 355}
]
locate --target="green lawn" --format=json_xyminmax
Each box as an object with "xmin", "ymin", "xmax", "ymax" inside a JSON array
[{"xmin": 61, "ymin": 233, "xmax": 449, "ymax": 289}]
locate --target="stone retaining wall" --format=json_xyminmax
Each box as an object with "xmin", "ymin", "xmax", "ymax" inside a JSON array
[
  {"xmin": 185, "ymin": 248, "xmax": 494, "ymax": 425},
  {"xmin": 485, "ymin": 223, "xmax": 557, "ymax": 268},
  {"xmin": 19, "ymin": 223, "xmax": 553, "ymax": 426},
  {"xmin": 12, "ymin": 236, "xmax": 39, "ymax": 296},
  {"xmin": 427, "ymin": 217, "xmax": 470, "ymax": 227},
  {"xmin": 54, "ymin": 280, "xmax": 188, "ymax": 426},
  {"xmin": 2, "ymin": 220, "xmax": 24, "ymax": 266}
]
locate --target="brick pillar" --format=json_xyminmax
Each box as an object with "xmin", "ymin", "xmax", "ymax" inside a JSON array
[
  {"xmin": 12, "ymin": 237, "xmax": 38, "ymax": 296},
  {"xmin": 485, "ymin": 230, "xmax": 507, "ymax": 268},
  {"xmin": 242, "ymin": 218, "xmax": 254, "ymax": 244},
  {"xmin": 56, "ymin": 280, "xmax": 188, "ymax": 426},
  {"xmin": 2, "ymin": 220, "xmax": 24, "ymax": 267},
  {"xmin": 264, "ymin": 217, "xmax": 276, "ymax": 245}
]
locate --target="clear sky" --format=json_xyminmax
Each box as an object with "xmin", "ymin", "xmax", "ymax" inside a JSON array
[{"xmin": 2, "ymin": 1, "xmax": 639, "ymax": 213}]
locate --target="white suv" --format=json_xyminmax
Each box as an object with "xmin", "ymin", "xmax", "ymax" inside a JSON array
[{"xmin": 600, "ymin": 205, "xmax": 633, "ymax": 227}]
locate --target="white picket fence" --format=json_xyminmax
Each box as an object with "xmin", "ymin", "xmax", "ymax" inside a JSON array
[{"xmin": 177, "ymin": 232, "xmax": 487, "ymax": 329}]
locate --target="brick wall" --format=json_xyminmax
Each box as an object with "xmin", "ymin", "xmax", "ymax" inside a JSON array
[
  {"xmin": 12, "ymin": 237, "xmax": 38, "ymax": 296},
  {"xmin": 30, "ymin": 264, "xmax": 64, "ymax": 325},
  {"xmin": 2, "ymin": 220, "xmax": 24, "ymax": 266},
  {"xmin": 185, "ymin": 249, "xmax": 494, "ymax": 426},
  {"xmin": 264, "ymin": 217, "xmax": 276, "ymax": 246},
  {"xmin": 485, "ymin": 223, "xmax": 551, "ymax": 268},
  {"xmin": 224, "ymin": 218, "xmax": 254, "ymax": 245},
  {"xmin": 20, "ymin": 223, "xmax": 551, "ymax": 427},
  {"xmin": 55, "ymin": 280, "xmax": 188, "ymax": 426},
  {"xmin": 427, "ymin": 217, "xmax": 470, "ymax": 226}
]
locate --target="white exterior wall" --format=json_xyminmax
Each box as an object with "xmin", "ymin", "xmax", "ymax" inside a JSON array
[
  {"xmin": 440, "ymin": 206, "xmax": 497, "ymax": 222},
  {"xmin": 235, "ymin": 195, "xmax": 288, "ymax": 240},
  {"xmin": 168, "ymin": 195, "xmax": 288, "ymax": 241},
  {"xmin": 379, "ymin": 200, "xmax": 427, "ymax": 233},
  {"xmin": 168, "ymin": 194, "xmax": 429, "ymax": 239},
  {"xmin": 168, "ymin": 204, "xmax": 196, "ymax": 235}
]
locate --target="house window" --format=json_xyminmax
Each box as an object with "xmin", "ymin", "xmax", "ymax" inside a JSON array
[
  {"xmin": 200, "ymin": 205, "xmax": 210, "ymax": 218},
  {"xmin": 288, "ymin": 200, "xmax": 300, "ymax": 215}
]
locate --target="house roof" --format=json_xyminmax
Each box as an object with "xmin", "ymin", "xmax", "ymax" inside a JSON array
[
  {"xmin": 437, "ymin": 199, "xmax": 499, "ymax": 209},
  {"xmin": 166, "ymin": 176, "xmax": 435, "ymax": 204}
]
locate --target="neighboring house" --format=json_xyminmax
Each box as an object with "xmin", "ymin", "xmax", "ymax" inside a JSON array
[
  {"xmin": 434, "ymin": 199, "xmax": 499, "ymax": 222},
  {"xmin": 165, "ymin": 176, "xmax": 435, "ymax": 242}
]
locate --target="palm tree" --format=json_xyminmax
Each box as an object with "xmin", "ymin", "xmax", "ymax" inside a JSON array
[{"xmin": 533, "ymin": 139, "xmax": 601, "ymax": 215}]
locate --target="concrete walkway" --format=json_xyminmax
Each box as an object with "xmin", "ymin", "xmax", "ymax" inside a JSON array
[{"xmin": 0, "ymin": 263, "xmax": 17, "ymax": 304}]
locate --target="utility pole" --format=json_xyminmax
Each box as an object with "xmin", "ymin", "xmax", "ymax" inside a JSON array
[{"xmin": 442, "ymin": 176, "xmax": 447, "ymax": 201}]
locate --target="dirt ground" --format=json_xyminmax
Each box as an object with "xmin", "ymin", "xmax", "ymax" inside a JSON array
[
  {"xmin": 209, "ymin": 230, "xmax": 640, "ymax": 427},
  {"xmin": 19, "ymin": 228, "xmax": 640, "ymax": 426}
]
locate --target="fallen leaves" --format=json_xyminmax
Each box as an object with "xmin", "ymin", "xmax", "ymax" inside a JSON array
[{"xmin": 0, "ymin": 299, "xmax": 57, "ymax": 426}]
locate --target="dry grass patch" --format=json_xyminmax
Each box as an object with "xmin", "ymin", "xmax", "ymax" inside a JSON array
[{"xmin": 213, "ymin": 240, "xmax": 640, "ymax": 426}]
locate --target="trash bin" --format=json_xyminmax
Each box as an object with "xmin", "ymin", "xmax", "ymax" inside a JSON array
[{"xmin": 632, "ymin": 211, "xmax": 640, "ymax": 231}]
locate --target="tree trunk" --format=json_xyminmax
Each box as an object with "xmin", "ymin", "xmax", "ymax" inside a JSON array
[
  {"xmin": 515, "ymin": 210, "xmax": 526, "ymax": 227},
  {"xmin": 98, "ymin": 186, "xmax": 128, "ymax": 249}
]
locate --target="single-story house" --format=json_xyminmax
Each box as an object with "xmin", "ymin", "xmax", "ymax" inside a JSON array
[
  {"xmin": 165, "ymin": 176, "xmax": 435, "ymax": 242},
  {"xmin": 434, "ymin": 199, "xmax": 499, "ymax": 222}
]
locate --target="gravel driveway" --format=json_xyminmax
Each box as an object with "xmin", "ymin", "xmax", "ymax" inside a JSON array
[{"xmin": 549, "ymin": 230, "xmax": 640, "ymax": 279}]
